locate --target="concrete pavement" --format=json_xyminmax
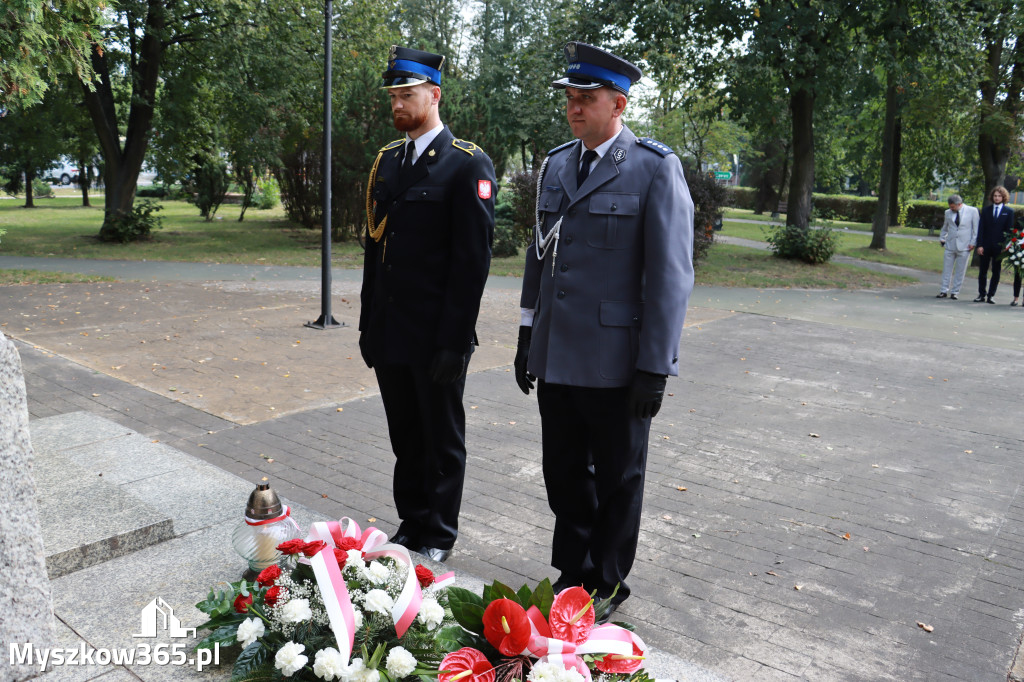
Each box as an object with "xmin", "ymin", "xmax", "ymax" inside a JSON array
[{"xmin": 4, "ymin": 249, "xmax": 1024, "ymax": 680}]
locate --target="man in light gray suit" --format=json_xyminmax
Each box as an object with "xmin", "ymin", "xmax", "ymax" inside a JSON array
[
  {"xmin": 937, "ymin": 194, "xmax": 979, "ymax": 300},
  {"xmin": 514, "ymin": 42, "xmax": 694, "ymax": 622}
]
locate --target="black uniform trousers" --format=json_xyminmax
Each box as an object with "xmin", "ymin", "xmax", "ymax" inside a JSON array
[
  {"xmin": 537, "ymin": 380, "xmax": 651, "ymax": 604},
  {"xmin": 374, "ymin": 362, "xmax": 468, "ymax": 550},
  {"xmin": 977, "ymin": 252, "xmax": 1003, "ymax": 297}
]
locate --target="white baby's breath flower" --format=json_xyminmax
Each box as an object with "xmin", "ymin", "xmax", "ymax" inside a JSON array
[
  {"xmin": 236, "ymin": 617, "xmax": 265, "ymax": 647},
  {"xmin": 312, "ymin": 647, "xmax": 346, "ymax": 681},
  {"xmin": 417, "ymin": 596, "xmax": 444, "ymax": 630},
  {"xmin": 274, "ymin": 641, "xmax": 308, "ymax": 677},
  {"xmin": 363, "ymin": 589, "xmax": 394, "ymax": 616},
  {"xmin": 279, "ymin": 597, "xmax": 313, "ymax": 623},
  {"xmin": 385, "ymin": 646, "xmax": 417, "ymax": 677}
]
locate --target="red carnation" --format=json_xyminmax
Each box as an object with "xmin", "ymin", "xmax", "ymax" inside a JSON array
[
  {"xmin": 415, "ymin": 564, "xmax": 435, "ymax": 588},
  {"xmin": 482, "ymin": 599, "xmax": 531, "ymax": 656},
  {"xmin": 256, "ymin": 564, "xmax": 281, "ymax": 587},
  {"xmin": 438, "ymin": 647, "xmax": 494, "ymax": 682},
  {"xmin": 233, "ymin": 593, "xmax": 253, "ymax": 613},
  {"xmin": 595, "ymin": 640, "xmax": 645, "ymax": 674},
  {"xmin": 337, "ymin": 536, "xmax": 361, "ymax": 552},
  {"xmin": 276, "ymin": 539, "xmax": 305, "ymax": 555},
  {"xmin": 264, "ymin": 586, "xmax": 281, "ymax": 607},
  {"xmin": 333, "ymin": 548, "xmax": 349, "ymax": 568},
  {"xmin": 301, "ymin": 540, "xmax": 327, "ymax": 557},
  {"xmin": 549, "ymin": 586, "xmax": 595, "ymax": 645}
]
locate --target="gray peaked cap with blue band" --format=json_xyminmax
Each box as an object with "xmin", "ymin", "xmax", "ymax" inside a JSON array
[
  {"xmin": 551, "ymin": 42, "xmax": 642, "ymax": 95},
  {"xmin": 381, "ymin": 45, "xmax": 445, "ymax": 88}
]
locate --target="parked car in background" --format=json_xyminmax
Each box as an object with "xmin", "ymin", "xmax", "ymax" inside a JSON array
[{"xmin": 43, "ymin": 157, "xmax": 100, "ymax": 186}]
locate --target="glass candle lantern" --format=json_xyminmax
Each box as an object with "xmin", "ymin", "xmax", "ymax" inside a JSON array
[{"xmin": 231, "ymin": 482, "xmax": 302, "ymax": 580}]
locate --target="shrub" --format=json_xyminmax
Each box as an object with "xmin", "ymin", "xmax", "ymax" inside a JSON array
[
  {"xmin": 136, "ymin": 186, "xmax": 168, "ymax": 198},
  {"xmin": 103, "ymin": 200, "xmax": 163, "ymax": 243},
  {"xmin": 506, "ymin": 168, "xmax": 539, "ymax": 248},
  {"xmin": 724, "ymin": 186, "xmax": 758, "ymax": 210},
  {"xmin": 183, "ymin": 156, "xmax": 230, "ymax": 220},
  {"xmin": 253, "ymin": 176, "xmax": 280, "ymax": 210},
  {"xmin": 686, "ymin": 170, "xmax": 727, "ymax": 264},
  {"xmin": 492, "ymin": 194, "xmax": 519, "ymax": 257},
  {"xmin": 32, "ymin": 178, "xmax": 54, "ymax": 198},
  {"xmin": 765, "ymin": 223, "xmax": 838, "ymax": 264}
]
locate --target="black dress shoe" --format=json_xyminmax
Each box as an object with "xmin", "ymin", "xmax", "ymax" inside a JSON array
[
  {"xmin": 596, "ymin": 601, "xmax": 619, "ymax": 625},
  {"xmin": 974, "ymin": 295, "xmax": 986, "ymax": 302},
  {"xmin": 552, "ymin": 574, "xmax": 584, "ymax": 594},
  {"xmin": 936, "ymin": 293, "xmax": 947, "ymax": 298},
  {"xmin": 987, "ymin": 297, "xmax": 995, "ymax": 304},
  {"xmin": 418, "ymin": 546, "xmax": 452, "ymax": 563},
  {"xmin": 950, "ymin": 294, "xmax": 958, "ymax": 300},
  {"xmin": 389, "ymin": 533, "xmax": 417, "ymax": 550},
  {"xmin": 1012, "ymin": 300, "xmax": 1019, "ymax": 306}
]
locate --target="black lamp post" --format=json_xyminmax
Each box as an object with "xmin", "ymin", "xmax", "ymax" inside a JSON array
[{"xmin": 306, "ymin": 0, "xmax": 342, "ymax": 330}]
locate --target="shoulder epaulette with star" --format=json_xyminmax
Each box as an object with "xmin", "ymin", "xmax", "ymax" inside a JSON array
[
  {"xmin": 637, "ymin": 137, "xmax": 673, "ymax": 156},
  {"xmin": 547, "ymin": 140, "xmax": 575, "ymax": 156},
  {"xmin": 452, "ymin": 139, "xmax": 479, "ymax": 155},
  {"xmin": 379, "ymin": 138, "xmax": 404, "ymax": 152}
]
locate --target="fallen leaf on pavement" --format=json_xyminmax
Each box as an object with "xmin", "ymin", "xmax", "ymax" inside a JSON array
[{"xmin": 917, "ymin": 622, "xmax": 934, "ymax": 632}]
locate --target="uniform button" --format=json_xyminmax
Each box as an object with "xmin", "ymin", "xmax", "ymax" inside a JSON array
[
  {"xmin": 611, "ymin": 203, "xmax": 618, "ymax": 211},
  {"xmin": 557, "ymin": 290, "xmax": 566, "ymax": 299},
  {"xmin": 544, "ymin": 201, "xmax": 550, "ymax": 208},
  {"xmin": 386, "ymin": 264, "xmax": 392, "ymax": 272},
  {"xmin": 420, "ymin": 191, "xmax": 428, "ymax": 197},
  {"xmin": 560, "ymin": 263, "xmax": 568, "ymax": 272},
  {"xmin": 564, "ymin": 235, "xmax": 573, "ymax": 244},
  {"xmin": 632, "ymin": 315, "xmax": 639, "ymax": 322}
]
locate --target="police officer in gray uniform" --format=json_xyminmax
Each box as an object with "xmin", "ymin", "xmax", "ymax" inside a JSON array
[{"xmin": 515, "ymin": 42, "xmax": 694, "ymax": 620}]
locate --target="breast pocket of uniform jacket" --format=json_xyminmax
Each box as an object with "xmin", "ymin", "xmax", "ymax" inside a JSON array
[
  {"xmin": 598, "ymin": 300, "xmax": 643, "ymax": 382},
  {"xmin": 586, "ymin": 193, "xmax": 640, "ymax": 249},
  {"xmin": 538, "ymin": 188, "xmax": 565, "ymax": 228}
]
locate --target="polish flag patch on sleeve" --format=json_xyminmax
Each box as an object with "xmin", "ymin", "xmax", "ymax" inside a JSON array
[{"xmin": 477, "ymin": 180, "xmax": 492, "ymax": 200}]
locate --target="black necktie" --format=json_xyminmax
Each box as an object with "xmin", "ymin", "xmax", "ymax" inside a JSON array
[
  {"xmin": 577, "ymin": 149, "xmax": 597, "ymax": 187},
  {"xmin": 955, "ymin": 211, "xmax": 960, "ymax": 227},
  {"xmin": 402, "ymin": 142, "xmax": 415, "ymax": 171}
]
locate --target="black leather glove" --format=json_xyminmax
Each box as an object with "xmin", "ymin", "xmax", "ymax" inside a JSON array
[
  {"xmin": 358, "ymin": 332, "xmax": 373, "ymax": 369},
  {"xmin": 429, "ymin": 348, "xmax": 469, "ymax": 385},
  {"xmin": 514, "ymin": 325, "xmax": 535, "ymax": 395},
  {"xmin": 628, "ymin": 370, "xmax": 667, "ymax": 419}
]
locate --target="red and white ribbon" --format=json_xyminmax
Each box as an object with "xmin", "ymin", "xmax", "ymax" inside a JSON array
[{"xmin": 522, "ymin": 606, "xmax": 634, "ymax": 681}]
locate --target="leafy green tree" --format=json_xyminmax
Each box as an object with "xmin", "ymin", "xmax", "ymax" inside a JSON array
[
  {"xmin": 977, "ymin": 0, "xmax": 1024, "ymax": 199},
  {"xmin": 0, "ymin": 95, "xmax": 67, "ymax": 207}
]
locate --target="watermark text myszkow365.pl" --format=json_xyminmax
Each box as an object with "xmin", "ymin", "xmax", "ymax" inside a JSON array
[{"xmin": 10, "ymin": 642, "xmax": 220, "ymax": 672}]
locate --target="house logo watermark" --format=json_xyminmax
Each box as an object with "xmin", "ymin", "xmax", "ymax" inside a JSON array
[
  {"xmin": 134, "ymin": 597, "xmax": 196, "ymax": 638},
  {"xmin": 10, "ymin": 596, "xmax": 218, "ymax": 672}
]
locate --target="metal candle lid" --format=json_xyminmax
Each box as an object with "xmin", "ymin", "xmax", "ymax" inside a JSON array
[{"xmin": 245, "ymin": 482, "xmax": 283, "ymax": 520}]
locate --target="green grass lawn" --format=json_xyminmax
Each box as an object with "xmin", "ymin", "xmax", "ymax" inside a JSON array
[
  {"xmin": 0, "ymin": 198, "xmax": 918, "ymax": 288},
  {"xmin": 720, "ymin": 219, "xmax": 943, "ymax": 273}
]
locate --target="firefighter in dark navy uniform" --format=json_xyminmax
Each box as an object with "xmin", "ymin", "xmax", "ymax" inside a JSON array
[
  {"xmin": 515, "ymin": 42, "xmax": 694, "ymax": 620},
  {"xmin": 360, "ymin": 45, "xmax": 496, "ymax": 563}
]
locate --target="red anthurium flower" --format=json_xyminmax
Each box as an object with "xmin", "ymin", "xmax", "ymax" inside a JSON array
[
  {"xmin": 438, "ymin": 647, "xmax": 495, "ymax": 682},
  {"xmin": 337, "ymin": 536, "xmax": 362, "ymax": 552},
  {"xmin": 415, "ymin": 564, "xmax": 435, "ymax": 588},
  {"xmin": 595, "ymin": 640, "xmax": 645, "ymax": 674},
  {"xmin": 264, "ymin": 586, "xmax": 281, "ymax": 606},
  {"xmin": 300, "ymin": 540, "xmax": 327, "ymax": 557},
  {"xmin": 256, "ymin": 564, "xmax": 281, "ymax": 587},
  {"xmin": 482, "ymin": 599, "xmax": 531, "ymax": 656},
  {"xmin": 548, "ymin": 586, "xmax": 595, "ymax": 645},
  {"xmin": 276, "ymin": 539, "xmax": 306, "ymax": 555},
  {"xmin": 233, "ymin": 593, "xmax": 253, "ymax": 613},
  {"xmin": 333, "ymin": 548, "xmax": 348, "ymax": 567}
]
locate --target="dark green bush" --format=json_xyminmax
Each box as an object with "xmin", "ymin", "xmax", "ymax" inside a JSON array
[
  {"xmin": 492, "ymin": 195, "xmax": 519, "ymax": 258},
  {"xmin": 32, "ymin": 178, "xmax": 54, "ymax": 198},
  {"xmin": 104, "ymin": 200, "xmax": 163, "ymax": 243},
  {"xmin": 766, "ymin": 223, "xmax": 837, "ymax": 264},
  {"xmin": 183, "ymin": 156, "xmax": 230, "ymax": 220},
  {"xmin": 686, "ymin": 170, "xmax": 727, "ymax": 264},
  {"xmin": 137, "ymin": 186, "xmax": 168, "ymax": 198},
  {"xmin": 724, "ymin": 186, "xmax": 758, "ymax": 210}
]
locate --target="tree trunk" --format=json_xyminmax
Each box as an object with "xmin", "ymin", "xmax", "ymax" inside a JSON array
[
  {"xmin": 23, "ymin": 169, "xmax": 36, "ymax": 208},
  {"xmin": 81, "ymin": 0, "xmax": 164, "ymax": 240},
  {"xmin": 786, "ymin": 87, "xmax": 814, "ymax": 230},
  {"xmin": 870, "ymin": 78, "xmax": 899, "ymax": 249},
  {"xmin": 887, "ymin": 115, "xmax": 901, "ymax": 225},
  {"xmin": 752, "ymin": 140, "xmax": 783, "ymax": 215}
]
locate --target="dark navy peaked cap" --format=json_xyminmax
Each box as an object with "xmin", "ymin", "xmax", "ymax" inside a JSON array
[
  {"xmin": 382, "ymin": 45, "xmax": 445, "ymax": 88},
  {"xmin": 552, "ymin": 42, "xmax": 642, "ymax": 95}
]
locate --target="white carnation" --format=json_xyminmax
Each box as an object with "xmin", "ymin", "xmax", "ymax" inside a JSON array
[
  {"xmin": 275, "ymin": 641, "xmax": 308, "ymax": 677},
  {"xmin": 363, "ymin": 589, "xmax": 394, "ymax": 616},
  {"xmin": 417, "ymin": 596, "xmax": 445, "ymax": 630},
  {"xmin": 279, "ymin": 597, "xmax": 313, "ymax": 623},
  {"xmin": 352, "ymin": 608, "xmax": 363, "ymax": 629},
  {"xmin": 363, "ymin": 560, "xmax": 390, "ymax": 584},
  {"xmin": 385, "ymin": 646, "xmax": 417, "ymax": 677},
  {"xmin": 313, "ymin": 647, "xmax": 346, "ymax": 681},
  {"xmin": 527, "ymin": 662, "xmax": 587, "ymax": 682},
  {"xmin": 236, "ymin": 617, "xmax": 265, "ymax": 647},
  {"xmin": 346, "ymin": 549, "xmax": 364, "ymax": 565}
]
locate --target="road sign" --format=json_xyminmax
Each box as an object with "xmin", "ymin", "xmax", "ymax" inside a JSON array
[{"xmin": 714, "ymin": 171, "xmax": 732, "ymax": 180}]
